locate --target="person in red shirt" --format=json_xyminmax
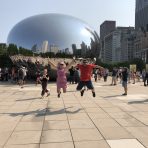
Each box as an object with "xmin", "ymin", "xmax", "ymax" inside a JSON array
[{"xmin": 76, "ymin": 59, "xmax": 99, "ymax": 97}]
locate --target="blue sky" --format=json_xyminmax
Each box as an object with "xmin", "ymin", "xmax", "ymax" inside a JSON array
[{"xmin": 0, "ymin": 0, "xmax": 135, "ymax": 43}]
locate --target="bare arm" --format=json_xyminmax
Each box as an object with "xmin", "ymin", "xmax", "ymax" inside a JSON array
[{"xmin": 65, "ymin": 60, "xmax": 76, "ymax": 72}]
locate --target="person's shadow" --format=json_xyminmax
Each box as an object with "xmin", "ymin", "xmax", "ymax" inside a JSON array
[
  {"xmin": 1, "ymin": 107, "xmax": 82, "ymax": 117},
  {"xmin": 128, "ymin": 99, "xmax": 148, "ymax": 104}
]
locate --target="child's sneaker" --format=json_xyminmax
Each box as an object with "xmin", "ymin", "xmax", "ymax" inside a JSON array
[
  {"xmin": 80, "ymin": 90, "xmax": 85, "ymax": 96},
  {"xmin": 58, "ymin": 92, "xmax": 61, "ymax": 98},
  {"xmin": 92, "ymin": 92, "xmax": 96, "ymax": 97}
]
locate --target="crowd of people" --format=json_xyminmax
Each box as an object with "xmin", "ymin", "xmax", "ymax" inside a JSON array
[{"xmin": 0, "ymin": 58, "xmax": 148, "ymax": 98}]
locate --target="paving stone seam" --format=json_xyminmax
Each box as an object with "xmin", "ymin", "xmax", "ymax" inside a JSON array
[
  {"xmin": 73, "ymin": 92, "xmax": 111, "ymax": 148},
  {"xmin": 61, "ymin": 93, "xmax": 76, "ymax": 148},
  {"xmin": 38, "ymin": 96, "xmax": 50, "ymax": 147},
  {"xmin": 3, "ymin": 94, "xmax": 39, "ymax": 147},
  {"xmin": 86, "ymin": 88, "xmax": 148, "ymax": 148}
]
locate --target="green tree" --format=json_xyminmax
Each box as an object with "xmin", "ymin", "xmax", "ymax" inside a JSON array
[
  {"xmin": 7, "ymin": 44, "xmax": 18, "ymax": 55},
  {"xmin": 0, "ymin": 43, "xmax": 7, "ymax": 55},
  {"xmin": 19, "ymin": 47, "xmax": 33, "ymax": 56},
  {"xmin": 130, "ymin": 58, "xmax": 145, "ymax": 71}
]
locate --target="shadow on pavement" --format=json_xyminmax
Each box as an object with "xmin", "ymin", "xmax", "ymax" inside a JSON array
[
  {"xmin": 103, "ymin": 95, "xmax": 124, "ymax": 98},
  {"xmin": 0, "ymin": 107, "xmax": 82, "ymax": 117},
  {"xmin": 16, "ymin": 97, "xmax": 41, "ymax": 101},
  {"xmin": 128, "ymin": 99, "xmax": 148, "ymax": 104}
]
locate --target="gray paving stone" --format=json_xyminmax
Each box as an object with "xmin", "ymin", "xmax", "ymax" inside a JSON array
[
  {"xmin": 107, "ymin": 139, "xmax": 145, "ymax": 148},
  {"xmin": 71, "ymin": 129, "xmax": 103, "ymax": 141},
  {"xmin": 75, "ymin": 140, "xmax": 110, "ymax": 148},
  {"xmin": 84, "ymin": 107, "xmax": 105, "ymax": 113},
  {"xmin": 6, "ymin": 131, "xmax": 41, "ymax": 145},
  {"xmin": 21, "ymin": 115, "xmax": 44, "ymax": 122},
  {"xmin": 4, "ymin": 144, "xmax": 39, "ymax": 148},
  {"xmin": 125, "ymin": 127, "xmax": 148, "ymax": 138},
  {"xmin": 43, "ymin": 120, "xmax": 69, "ymax": 130},
  {"xmin": 40, "ymin": 142, "xmax": 74, "ymax": 148},
  {"xmin": 99, "ymin": 127, "xmax": 134, "ymax": 139},
  {"xmin": 67, "ymin": 113, "xmax": 90, "ymax": 120},
  {"xmin": 108, "ymin": 112, "xmax": 132, "ymax": 119},
  {"xmin": 41, "ymin": 130, "xmax": 72, "ymax": 143},
  {"xmin": 88, "ymin": 112, "xmax": 111, "ymax": 119},
  {"xmin": 93, "ymin": 119, "xmax": 121, "ymax": 127},
  {"xmin": 15, "ymin": 121, "xmax": 43, "ymax": 131},
  {"xmin": 45, "ymin": 113, "xmax": 67, "ymax": 121},
  {"xmin": 69, "ymin": 119, "xmax": 95, "ymax": 129},
  {"xmin": 0, "ymin": 131, "xmax": 12, "ymax": 146},
  {"xmin": 138, "ymin": 138, "xmax": 148, "ymax": 148},
  {"xmin": 115, "ymin": 118, "xmax": 145, "ymax": 127}
]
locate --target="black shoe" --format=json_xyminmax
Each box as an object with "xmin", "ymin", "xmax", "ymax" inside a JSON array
[
  {"xmin": 80, "ymin": 90, "xmax": 84, "ymax": 96},
  {"xmin": 122, "ymin": 93, "xmax": 127, "ymax": 96},
  {"xmin": 92, "ymin": 92, "xmax": 96, "ymax": 97},
  {"xmin": 58, "ymin": 92, "xmax": 61, "ymax": 98}
]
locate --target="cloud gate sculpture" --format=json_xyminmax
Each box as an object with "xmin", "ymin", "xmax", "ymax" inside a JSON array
[{"xmin": 7, "ymin": 13, "xmax": 100, "ymax": 56}]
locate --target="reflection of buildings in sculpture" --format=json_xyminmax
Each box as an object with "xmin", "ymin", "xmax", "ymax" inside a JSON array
[
  {"xmin": 135, "ymin": 0, "xmax": 148, "ymax": 31},
  {"xmin": 72, "ymin": 42, "xmax": 91, "ymax": 57},
  {"xmin": 64, "ymin": 48, "xmax": 70, "ymax": 54},
  {"xmin": 31, "ymin": 44, "xmax": 40, "ymax": 53},
  {"xmin": 7, "ymin": 14, "xmax": 99, "ymax": 56},
  {"xmin": 84, "ymin": 27, "xmax": 100, "ymax": 58},
  {"xmin": 49, "ymin": 44, "xmax": 59, "ymax": 54},
  {"xmin": 81, "ymin": 42, "xmax": 87, "ymax": 56},
  {"xmin": 42, "ymin": 40, "xmax": 48, "ymax": 53},
  {"xmin": 72, "ymin": 44, "xmax": 77, "ymax": 55}
]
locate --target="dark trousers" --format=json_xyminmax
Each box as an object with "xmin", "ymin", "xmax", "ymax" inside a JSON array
[
  {"xmin": 69, "ymin": 75, "xmax": 74, "ymax": 84},
  {"xmin": 144, "ymin": 77, "xmax": 148, "ymax": 86},
  {"xmin": 41, "ymin": 81, "xmax": 48, "ymax": 96}
]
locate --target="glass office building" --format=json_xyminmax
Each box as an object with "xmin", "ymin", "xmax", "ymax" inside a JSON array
[{"xmin": 135, "ymin": 0, "xmax": 148, "ymax": 31}]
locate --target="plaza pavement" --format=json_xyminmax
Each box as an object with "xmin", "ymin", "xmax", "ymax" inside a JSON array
[{"xmin": 0, "ymin": 78, "xmax": 148, "ymax": 148}]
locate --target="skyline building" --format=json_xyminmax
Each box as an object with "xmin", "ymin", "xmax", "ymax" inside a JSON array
[
  {"xmin": 100, "ymin": 21, "xmax": 116, "ymax": 61},
  {"xmin": 49, "ymin": 44, "xmax": 59, "ymax": 54},
  {"xmin": 135, "ymin": 0, "xmax": 148, "ymax": 31},
  {"xmin": 102, "ymin": 26, "xmax": 135, "ymax": 63},
  {"xmin": 41, "ymin": 40, "xmax": 49, "ymax": 53}
]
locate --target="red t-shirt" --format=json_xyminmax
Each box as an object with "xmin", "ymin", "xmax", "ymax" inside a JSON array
[{"xmin": 77, "ymin": 64, "xmax": 96, "ymax": 81}]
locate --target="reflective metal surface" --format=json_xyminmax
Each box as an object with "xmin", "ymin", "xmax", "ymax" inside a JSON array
[{"xmin": 7, "ymin": 13, "xmax": 99, "ymax": 54}]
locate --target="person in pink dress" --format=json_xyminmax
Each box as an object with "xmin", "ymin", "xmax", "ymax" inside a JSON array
[
  {"xmin": 57, "ymin": 62, "xmax": 68, "ymax": 97},
  {"xmin": 56, "ymin": 61, "xmax": 72, "ymax": 98}
]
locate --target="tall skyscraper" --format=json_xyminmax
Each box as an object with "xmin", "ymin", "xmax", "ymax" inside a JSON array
[
  {"xmin": 41, "ymin": 40, "xmax": 49, "ymax": 53},
  {"xmin": 100, "ymin": 21, "xmax": 116, "ymax": 40},
  {"xmin": 135, "ymin": 0, "xmax": 148, "ymax": 31},
  {"xmin": 100, "ymin": 21, "xmax": 116, "ymax": 61}
]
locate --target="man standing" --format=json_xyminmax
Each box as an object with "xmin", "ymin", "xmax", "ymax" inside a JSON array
[
  {"xmin": 121, "ymin": 67, "xmax": 128, "ymax": 95},
  {"xmin": 144, "ymin": 71, "xmax": 148, "ymax": 86},
  {"xmin": 111, "ymin": 67, "xmax": 118, "ymax": 85},
  {"xmin": 76, "ymin": 59, "xmax": 99, "ymax": 97}
]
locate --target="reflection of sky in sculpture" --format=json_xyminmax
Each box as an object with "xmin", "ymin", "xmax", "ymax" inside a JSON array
[{"xmin": 7, "ymin": 13, "xmax": 97, "ymax": 51}]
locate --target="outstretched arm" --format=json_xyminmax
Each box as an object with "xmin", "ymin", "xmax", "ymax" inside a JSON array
[
  {"xmin": 48, "ymin": 60, "xmax": 57, "ymax": 69},
  {"xmin": 65, "ymin": 60, "xmax": 76, "ymax": 72}
]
